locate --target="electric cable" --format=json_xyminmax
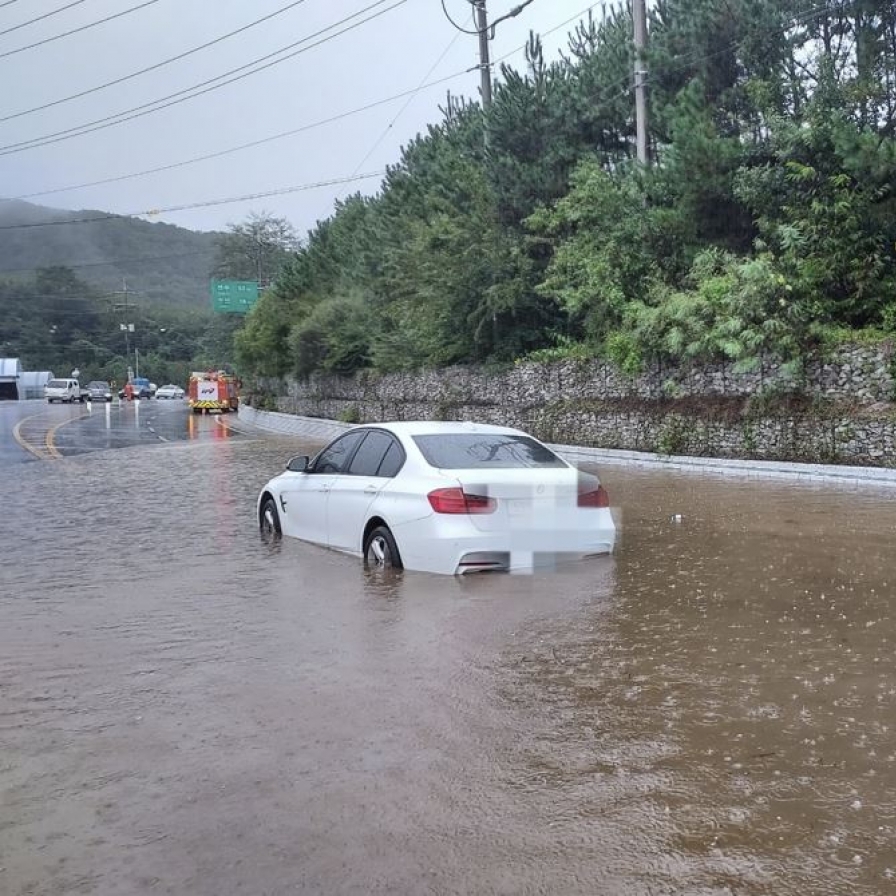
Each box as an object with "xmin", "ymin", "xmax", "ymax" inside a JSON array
[
  {"xmin": 0, "ymin": 0, "xmax": 91, "ymax": 38},
  {"xmin": 4, "ymin": 70, "xmax": 465, "ymax": 203},
  {"xmin": 0, "ymin": 0, "xmax": 405, "ymax": 155},
  {"xmin": 0, "ymin": 171, "xmax": 386, "ymax": 230},
  {"xmin": 0, "ymin": 0, "xmax": 851, "ymax": 233},
  {"xmin": 0, "ymin": 250, "xmax": 214, "ymax": 276},
  {"xmin": 440, "ymin": 0, "xmax": 482, "ymax": 36},
  {"xmin": 492, "ymin": 2, "xmax": 606, "ymax": 65},
  {"xmin": 0, "ymin": 0, "xmax": 158, "ymax": 60},
  {"xmin": 329, "ymin": 16, "xmax": 467, "ymax": 216},
  {"xmin": 0, "ymin": 0, "xmax": 311, "ymax": 125},
  {"xmin": 2, "ymin": 2, "xmax": 603, "ymax": 205}
]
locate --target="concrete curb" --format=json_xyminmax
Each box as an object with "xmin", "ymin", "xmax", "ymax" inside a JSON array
[{"xmin": 238, "ymin": 406, "xmax": 896, "ymax": 487}]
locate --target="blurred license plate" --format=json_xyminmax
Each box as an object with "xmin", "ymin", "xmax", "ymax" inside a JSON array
[{"xmin": 507, "ymin": 499, "xmax": 532, "ymax": 519}]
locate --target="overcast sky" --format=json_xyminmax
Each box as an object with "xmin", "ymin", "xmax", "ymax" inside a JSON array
[{"xmin": 0, "ymin": 0, "xmax": 612, "ymax": 237}]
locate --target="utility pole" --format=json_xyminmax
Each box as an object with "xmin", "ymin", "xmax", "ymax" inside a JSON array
[
  {"xmin": 473, "ymin": 1, "xmax": 492, "ymax": 109},
  {"xmin": 445, "ymin": 1, "xmax": 535, "ymax": 111},
  {"xmin": 112, "ymin": 278, "xmax": 139, "ymax": 379},
  {"xmin": 633, "ymin": 0, "xmax": 650, "ymax": 165}
]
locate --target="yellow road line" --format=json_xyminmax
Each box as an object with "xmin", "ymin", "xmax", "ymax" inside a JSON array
[
  {"xmin": 45, "ymin": 421, "xmax": 63, "ymax": 458},
  {"xmin": 12, "ymin": 415, "xmax": 48, "ymax": 459},
  {"xmin": 46, "ymin": 409, "xmax": 91, "ymax": 458}
]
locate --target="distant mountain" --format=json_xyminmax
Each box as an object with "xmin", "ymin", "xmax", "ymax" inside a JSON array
[{"xmin": 0, "ymin": 199, "xmax": 221, "ymax": 308}]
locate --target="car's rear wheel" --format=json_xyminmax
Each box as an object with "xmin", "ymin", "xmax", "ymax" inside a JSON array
[
  {"xmin": 259, "ymin": 496, "xmax": 281, "ymax": 538},
  {"xmin": 364, "ymin": 525, "xmax": 402, "ymax": 570}
]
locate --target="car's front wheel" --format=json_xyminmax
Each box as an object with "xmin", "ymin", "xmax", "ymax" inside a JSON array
[
  {"xmin": 364, "ymin": 525, "xmax": 402, "ymax": 570},
  {"xmin": 259, "ymin": 496, "xmax": 282, "ymax": 539}
]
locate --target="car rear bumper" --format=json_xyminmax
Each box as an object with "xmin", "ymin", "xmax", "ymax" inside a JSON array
[{"xmin": 392, "ymin": 509, "xmax": 616, "ymax": 575}]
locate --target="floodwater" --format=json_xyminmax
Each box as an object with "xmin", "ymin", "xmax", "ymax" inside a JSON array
[{"xmin": 1, "ymin": 429, "xmax": 894, "ymax": 895}]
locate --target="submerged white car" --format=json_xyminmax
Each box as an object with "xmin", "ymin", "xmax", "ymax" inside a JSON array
[{"xmin": 257, "ymin": 421, "xmax": 616, "ymax": 575}]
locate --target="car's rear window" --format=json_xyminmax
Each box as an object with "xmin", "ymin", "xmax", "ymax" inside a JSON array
[{"xmin": 412, "ymin": 434, "xmax": 566, "ymax": 469}]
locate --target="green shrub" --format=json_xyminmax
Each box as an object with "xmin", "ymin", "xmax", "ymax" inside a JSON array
[{"xmin": 338, "ymin": 405, "xmax": 361, "ymax": 424}]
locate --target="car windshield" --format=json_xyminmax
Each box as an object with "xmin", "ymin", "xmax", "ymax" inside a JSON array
[
  {"xmin": 47, "ymin": 380, "xmax": 67, "ymax": 388},
  {"xmin": 88, "ymin": 382, "xmax": 108, "ymax": 389},
  {"xmin": 412, "ymin": 434, "xmax": 567, "ymax": 470}
]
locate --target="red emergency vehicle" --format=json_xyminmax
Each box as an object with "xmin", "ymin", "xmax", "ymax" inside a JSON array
[{"xmin": 188, "ymin": 371, "xmax": 239, "ymax": 413}]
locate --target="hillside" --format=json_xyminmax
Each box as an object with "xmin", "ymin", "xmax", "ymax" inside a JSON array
[{"xmin": 0, "ymin": 199, "xmax": 220, "ymax": 308}]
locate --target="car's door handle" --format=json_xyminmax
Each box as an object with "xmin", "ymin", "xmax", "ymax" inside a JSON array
[{"xmin": 363, "ymin": 486, "xmax": 379, "ymax": 495}]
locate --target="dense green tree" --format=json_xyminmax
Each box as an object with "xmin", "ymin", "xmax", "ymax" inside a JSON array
[
  {"xmin": 229, "ymin": 0, "xmax": 896, "ymax": 382},
  {"xmin": 1, "ymin": 267, "xmax": 223, "ymax": 383}
]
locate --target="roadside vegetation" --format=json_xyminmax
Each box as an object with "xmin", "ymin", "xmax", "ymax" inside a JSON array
[
  {"xmin": 233, "ymin": 0, "xmax": 896, "ymax": 382},
  {"xmin": 0, "ymin": 266, "xmax": 238, "ymax": 384},
  {"xmin": 0, "ymin": 213, "xmax": 293, "ymax": 383}
]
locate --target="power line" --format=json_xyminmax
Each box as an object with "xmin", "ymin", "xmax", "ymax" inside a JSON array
[
  {"xmin": 2, "ymin": 293, "xmax": 129, "ymax": 302},
  {"xmin": 0, "ymin": 0, "xmax": 159, "ymax": 60},
  {"xmin": 2, "ymin": 1, "xmax": 601, "ymax": 203},
  {"xmin": 0, "ymin": 0, "xmax": 91, "ymax": 38},
  {"xmin": 330, "ymin": 19, "xmax": 467, "ymax": 214},
  {"xmin": 5, "ymin": 70, "xmax": 470, "ymax": 204},
  {"xmin": 492, "ymin": 2, "xmax": 605, "ymax": 65},
  {"xmin": 440, "ymin": 0, "xmax": 482, "ymax": 36},
  {"xmin": 0, "ymin": 172, "xmax": 386, "ymax": 231},
  {"xmin": 0, "ymin": 250, "xmax": 214, "ymax": 276},
  {"xmin": 0, "ymin": 0, "xmax": 310, "ymax": 125},
  {"xmin": 0, "ymin": 0, "xmax": 406, "ymax": 156}
]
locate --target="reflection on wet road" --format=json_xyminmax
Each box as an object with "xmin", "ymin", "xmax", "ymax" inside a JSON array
[
  {"xmin": 0, "ymin": 430, "xmax": 893, "ymax": 895},
  {"xmin": 0, "ymin": 399, "xmax": 233, "ymax": 462}
]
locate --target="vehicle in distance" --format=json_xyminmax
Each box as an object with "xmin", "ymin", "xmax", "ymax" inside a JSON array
[
  {"xmin": 118, "ymin": 377, "xmax": 153, "ymax": 400},
  {"xmin": 188, "ymin": 370, "xmax": 238, "ymax": 413},
  {"xmin": 84, "ymin": 380, "xmax": 113, "ymax": 402},
  {"xmin": 45, "ymin": 378, "xmax": 85, "ymax": 403},
  {"xmin": 155, "ymin": 384, "xmax": 185, "ymax": 400},
  {"xmin": 257, "ymin": 421, "xmax": 616, "ymax": 575}
]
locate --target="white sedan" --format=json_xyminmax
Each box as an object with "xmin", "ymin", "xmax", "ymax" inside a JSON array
[
  {"xmin": 257, "ymin": 421, "xmax": 616, "ymax": 575},
  {"xmin": 155, "ymin": 384, "xmax": 185, "ymax": 400}
]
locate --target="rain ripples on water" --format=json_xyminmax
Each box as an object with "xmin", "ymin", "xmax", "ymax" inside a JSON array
[{"xmin": 0, "ymin": 434, "xmax": 893, "ymax": 895}]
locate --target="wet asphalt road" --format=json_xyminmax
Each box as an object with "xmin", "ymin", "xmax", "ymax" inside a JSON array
[
  {"xmin": 1, "ymin": 409, "xmax": 894, "ymax": 895},
  {"xmin": 0, "ymin": 398, "xmax": 218, "ymax": 461}
]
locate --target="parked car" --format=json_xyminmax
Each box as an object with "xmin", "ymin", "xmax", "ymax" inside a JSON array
[
  {"xmin": 118, "ymin": 382, "xmax": 152, "ymax": 400},
  {"xmin": 45, "ymin": 378, "xmax": 85, "ymax": 403},
  {"xmin": 257, "ymin": 421, "xmax": 616, "ymax": 575},
  {"xmin": 84, "ymin": 380, "xmax": 113, "ymax": 402},
  {"xmin": 155, "ymin": 384, "xmax": 185, "ymax": 400}
]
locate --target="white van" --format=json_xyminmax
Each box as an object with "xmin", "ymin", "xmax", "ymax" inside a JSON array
[{"xmin": 44, "ymin": 378, "xmax": 85, "ymax": 403}]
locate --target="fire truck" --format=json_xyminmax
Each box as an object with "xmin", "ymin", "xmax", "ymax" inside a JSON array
[{"xmin": 188, "ymin": 371, "xmax": 239, "ymax": 413}]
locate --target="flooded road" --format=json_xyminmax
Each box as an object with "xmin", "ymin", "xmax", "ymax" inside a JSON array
[
  {"xmin": 1, "ymin": 428, "xmax": 894, "ymax": 895},
  {"xmin": 0, "ymin": 399, "xmax": 226, "ymax": 461}
]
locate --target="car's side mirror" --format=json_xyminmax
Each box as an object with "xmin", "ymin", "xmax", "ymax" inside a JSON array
[{"xmin": 286, "ymin": 455, "xmax": 310, "ymax": 473}]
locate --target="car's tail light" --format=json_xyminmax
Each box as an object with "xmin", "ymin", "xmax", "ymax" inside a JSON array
[
  {"xmin": 428, "ymin": 487, "xmax": 496, "ymax": 514},
  {"xmin": 578, "ymin": 483, "xmax": 610, "ymax": 508}
]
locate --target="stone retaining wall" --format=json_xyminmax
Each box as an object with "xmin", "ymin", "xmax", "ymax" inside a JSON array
[{"xmin": 251, "ymin": 345, "xmax": 896, "ymax": 466}]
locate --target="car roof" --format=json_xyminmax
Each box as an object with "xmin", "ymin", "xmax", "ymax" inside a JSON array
[{"xmin": 356, "ymin": 420, "xmax": 530, "ymax": 438}]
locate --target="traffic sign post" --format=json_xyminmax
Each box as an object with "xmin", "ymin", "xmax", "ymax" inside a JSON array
[{"xmin": 210, "ymin": 280, "xmax": 259, "ymax": 314}]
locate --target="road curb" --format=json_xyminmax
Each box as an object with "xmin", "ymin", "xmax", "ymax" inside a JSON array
[{"xmin": 237, "ymin": 406, "xmax": 896, "ymax": 487}]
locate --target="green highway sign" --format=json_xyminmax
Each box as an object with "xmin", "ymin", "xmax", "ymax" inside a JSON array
[{"xmin": 210, "ymin": 279, "xmax": 259, "ymax": 314}]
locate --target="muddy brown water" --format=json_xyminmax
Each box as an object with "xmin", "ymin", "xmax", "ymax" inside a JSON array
[{"xmin": 1, "ymin": 430, "xmax": 894, "ymax": 895}]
